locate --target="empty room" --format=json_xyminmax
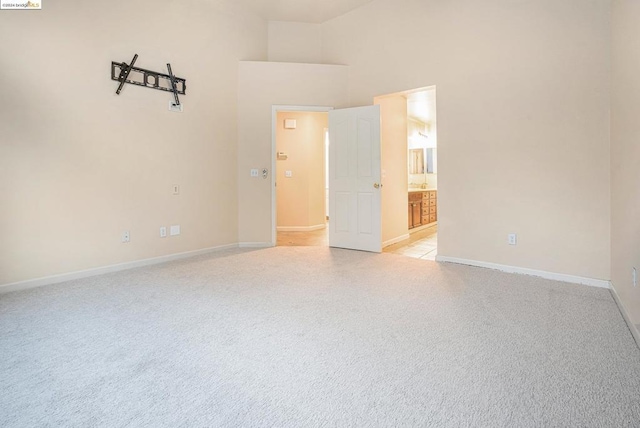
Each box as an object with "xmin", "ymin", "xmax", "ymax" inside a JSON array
[{"xmin": 1, "ymin": 0, "xmax": 639, "ymax": 426}]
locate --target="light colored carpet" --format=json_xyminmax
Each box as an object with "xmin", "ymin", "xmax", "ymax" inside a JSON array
[{"xmin": 1, "ymin": 247, "xmax": 639, "ymax": 427}]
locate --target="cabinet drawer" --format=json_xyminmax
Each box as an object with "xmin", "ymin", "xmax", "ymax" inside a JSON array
[
  {"xmin": 421, "ymin": 216, "xmax": 430, "ymax": 224},
  {"xmin": 429, "ymin": 206, "xmax": 436, "ymax": 214},
  {"xmin": 409, "ymin": 192, "xmax": 422, "ymax": 202},
  {"xmin": 428, "ymin": 191, "xmax": 437, "ymax": 199},
  {"xmin": 429, "ymin": 199, "xmax": 436, "ymax": 206},
  {"xmin": 422, "ymin": 192, "xmax": 430, "ymax": 200},
  {"xmin": 430, "ymin": 214, "xmax": 437, "ymax": 222}
]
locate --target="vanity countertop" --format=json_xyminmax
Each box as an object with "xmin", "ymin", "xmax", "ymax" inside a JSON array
[{"xmin": 408, "ymin": 188, "xmax": 437, "ymax": 193}]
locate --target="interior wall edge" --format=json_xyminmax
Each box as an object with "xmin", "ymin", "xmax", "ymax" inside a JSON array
[
  {"xmin": 276, "ymin": 225, "xmax": 326, "ymax": 232},
  {"xmin": 383, "ymin": 234, "xmax": 411, "ymax": 248},
  {"xmin": 238, "ymin": 242, "xmax": 274, "ymax": 248},
  {"xmin": 610, "ymin": 281, "xmax": 640, "ymax": 349},
  {"xmin": 0, "ymin": 244, "xmax": 239, "ymax": 295},
  {"xmin": 436, "ymin": 256, "xmax": 611, "ymax": 290}
]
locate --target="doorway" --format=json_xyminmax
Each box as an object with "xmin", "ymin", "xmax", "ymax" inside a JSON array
[
  {"xmin": 272, "ymin": 107, "xmax": 331, "ymax": 247},
  {"xmin": 375, "ymin": 86, "xmax": 439, "ymax": 261},
  {"xmin": 272, "ymin": 98, "xmax": 438, "ymax": 260},
  {"xmin": 272, "ymin": 104, "xmax": 383, "ymax": 252}
]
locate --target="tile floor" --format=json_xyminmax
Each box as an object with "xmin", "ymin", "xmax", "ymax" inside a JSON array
[
  {"xmin": 382, "ymin": 224, "xmax": 438, "ymax": 260},
  {"xmin": 277, "ymin": 223, "xmax": 438, "ymax": 261}
]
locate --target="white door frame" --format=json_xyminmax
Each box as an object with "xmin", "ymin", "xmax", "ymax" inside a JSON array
[{"xmin": 271, "ymin": 105, "xmax": 334, "ymax": 247}]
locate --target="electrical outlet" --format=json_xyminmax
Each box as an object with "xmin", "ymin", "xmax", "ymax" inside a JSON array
[
  {"xmin": 170, "ymin": 225, "xmax": 180, "ymax": 236},
  {"xmin": 250, "ymin": 169, "xmax": 259, "ymax": 177},
  {"xmin": 169, "ymin": 101, "xmax": 183, "ymax": 113},
  {"xmin": 508, "ymin": 233, "xmax": 517, "ymax": 245},
  {"xmin": 633, "ymin": 267, "xmax": 637, "ymax": 287},
  {"xmin": 160, "ymin": 227, "xmax": 167, "ymax": 238},
  {"xmin": 172, "ymin": 185, "xmax": 180, "ymax": 195},
  {"xmin": 122, "ymin": 231, "xmax": 130, "ymax": 243},
  {"xmin": 285, "ymin": 170, "xmax": 292, "ymax": 178}
]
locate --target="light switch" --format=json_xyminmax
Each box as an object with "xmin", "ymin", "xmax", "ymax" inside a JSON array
[
  {"xmin": 285, "ymin": 170, "xmax": 292, "ymax": 178},
  {"xmin": 170, "ymin": 225, "xmax": 181, "ymax": 236}
]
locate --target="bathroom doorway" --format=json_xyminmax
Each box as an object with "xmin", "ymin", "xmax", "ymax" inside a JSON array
[{"xmin": 375, "ymin": 86, "xmax": 439, "ymax": 260}]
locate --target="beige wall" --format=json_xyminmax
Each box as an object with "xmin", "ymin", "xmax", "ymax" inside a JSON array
[
  {"xmin": 322, "ymin": 0, "xmax": 611, "ymax": 280},
  {"xmin": 374, "ymin": 95, "xmax": 409, "ymax": 244},
  {"xmin": 611, "ymin": 0, "xmax": 640, "ymax": 330},
  {"xmin": 0, "ymin": 0, "xmax": 619, "ymax": 291},
  {"xmin": 276, "ymin": 111, "xmax": 327, "ymax": 229},
  {"xmin": 0, "ymin": 0, "xmax": 266, "ymax": 286},
  {"xmin": 237, "ymin": 61, "xmax": 349, "ymax": 245},
  {"xmin": 268, "ymin": 21, "xmax": 323, "ymax": 63}
]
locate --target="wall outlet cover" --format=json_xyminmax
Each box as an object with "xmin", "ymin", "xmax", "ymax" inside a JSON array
[
  {"xmin": 160, "ymin": 227, "xmax": 167, "ymax": 238},
  {"xmin": 122, "ymin": 231, "xmax": 130, "ymax": 243},
  {"xmin": 251, "ymin": 169, "xmax": 259, "ymax": 177},
  {"xmin": 169, "ymin": 101, "xmax": 184, "ymax": 113},
  {"xmin": 508, "ymin": 233, "xmax": 517, "ymax": 245},
  {"xmin": 170, "ymin": 225, "xmax": 180, "ymax": 236}
]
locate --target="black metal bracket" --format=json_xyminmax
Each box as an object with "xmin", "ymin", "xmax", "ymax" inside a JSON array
[
  {"xmin": 165, "ymin": 63, "xmax": 180, "ymax": 106},
  {"xmin": 112, "ymin": 54, "xmax": 186, "ymax": 102}
]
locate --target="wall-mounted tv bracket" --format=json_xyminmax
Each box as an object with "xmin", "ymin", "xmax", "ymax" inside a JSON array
[
  {"xmin": 166, "ymin": 63, "xmax": 180, "ymax": 107},
  {"xmin": 111, "ymin": 54, "xmax": 186, "ymax": 105}
]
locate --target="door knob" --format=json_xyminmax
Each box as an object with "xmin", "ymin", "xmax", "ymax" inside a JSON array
[{"xmin": 374, "ymin": 183, "xmax": 382, "ymax": 189}]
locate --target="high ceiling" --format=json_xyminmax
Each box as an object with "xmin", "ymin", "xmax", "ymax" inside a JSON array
[{"xmin": 235, "ymin": 0, "xmax": 373, "ymax": 24}]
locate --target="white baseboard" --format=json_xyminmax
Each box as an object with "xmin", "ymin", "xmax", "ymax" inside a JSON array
[
  {"xmin": 276, "ymin": 224, "xmax": 326, "ymax": 232},
  {"xmin": 435, "ymin": 255, "xmax": 611, "ymax": 289},
  {"xmin": 609, "ymin": 282, "xmax": 640, "ymax": 349},
  {"xmin": 383, "ymin": 234, "xmax": 410, "ymax": 248},
  {"xmin": 0, "ymin": 244, "xmax": 239, "ymax": 294},
  {"xmin": 409, "ymin": 221, "xmax": 437, "ymax": 234},
  {"xmin": 238, "ymin": 242, "xmax": 273, "ymax": 248}
]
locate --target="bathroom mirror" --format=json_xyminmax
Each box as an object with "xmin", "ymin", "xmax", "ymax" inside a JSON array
[
  {"xmin": 426, "ymin": 148, "xmax": 435, "ymax": 174},
  {"xmin": 409, "ymin": 149, "xmax": 425, "ymax": 174}
]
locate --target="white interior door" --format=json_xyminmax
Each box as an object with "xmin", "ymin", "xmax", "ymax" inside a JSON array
[{"xmin": 328, "ymin": 105, "xmax": 382, "ymax": 252}]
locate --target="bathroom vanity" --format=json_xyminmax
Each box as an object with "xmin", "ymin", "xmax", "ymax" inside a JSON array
[{"xmin": 408, "ymin": 189, "xmax": 437, "ymax": 229}]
